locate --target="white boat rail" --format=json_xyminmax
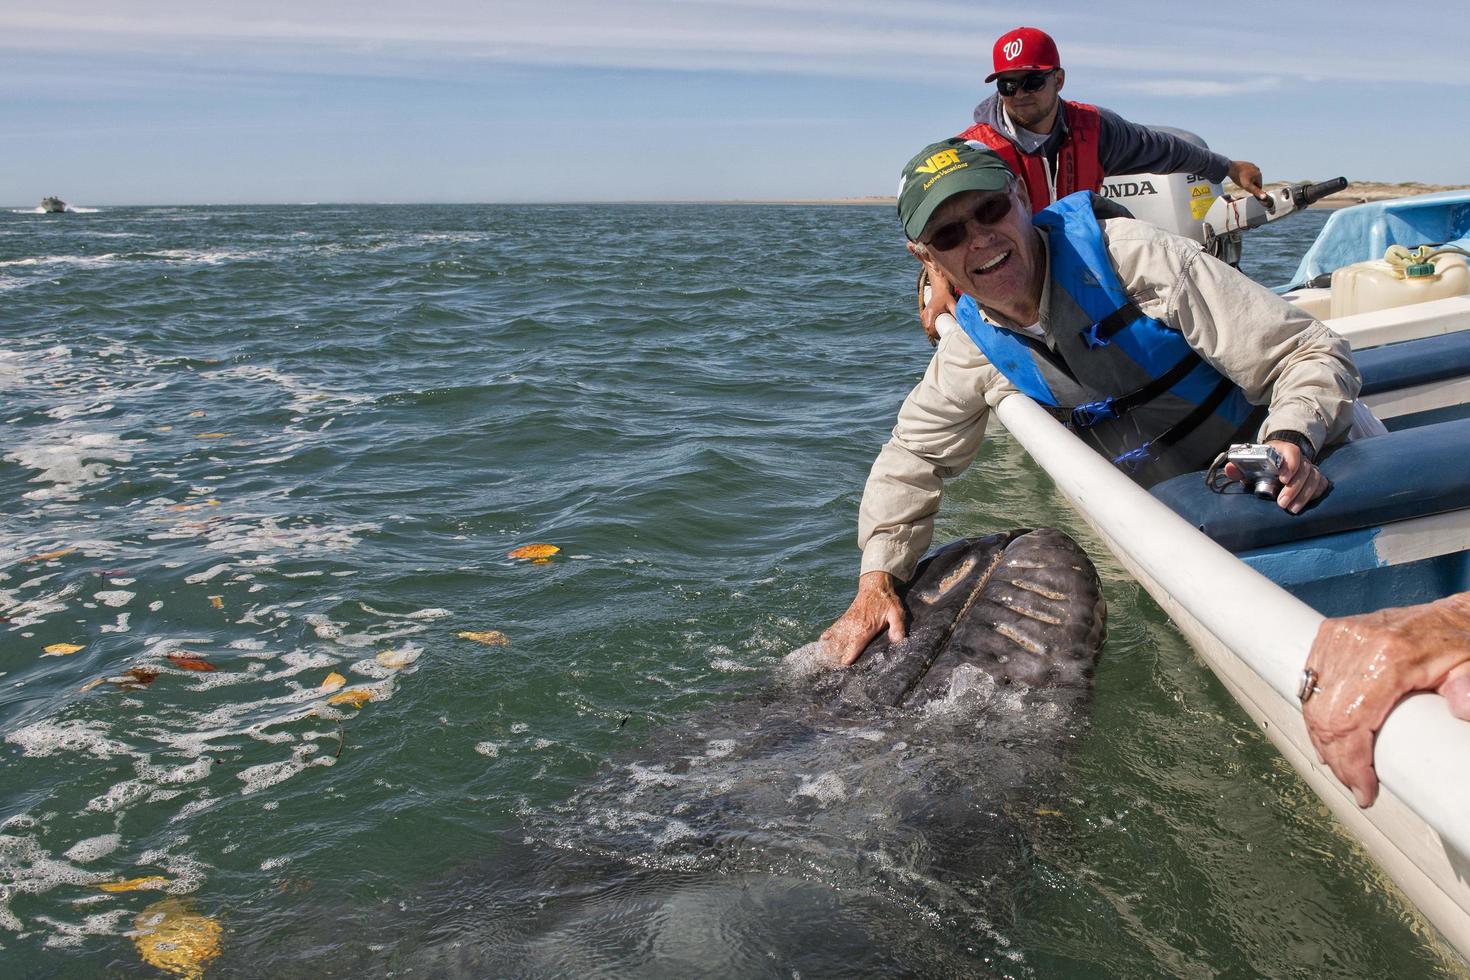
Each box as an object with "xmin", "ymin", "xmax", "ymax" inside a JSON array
[
  {"xmin": 993, "ymin": 392, "xmax": 1470, "ymax": 953},
  {"xmin": 1326, "ymin": 293, "xmax": 1470, "ymax": 349}
]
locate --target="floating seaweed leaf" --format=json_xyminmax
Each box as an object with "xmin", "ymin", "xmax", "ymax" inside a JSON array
[
  {"xmin": 98, "ymin": 875, "xmax": 168, "ymax": 893},
  {"xmin": 507, "ymin": 543, "xmax": 559, "ymax": 560},
  {"xmin": 374, "ymin": 648, "xmax": 416, "ymax": 669},
  {"xmin": 132, "ymin": 897, "xmax": 221, "ymax": 979},
  {"xmin": 25, "ymin": 547, "xmax": 75, "ymax": 562},
  {"xmin": 320, "ymin": 672, "xmax": 346, "ymax": 692},
  {"xmin": 167, "ymin": 652, "xmax": 217, "ymax": 672},
  {"xmin": 118, "ymin": 667, "xmax": 160, "ymax": 690},
  {"xmin": 43, "ymin": 642, "xmax": 84, "ymax": 656},
  {"xmin": 457, "ymin": 631, "xmax": 510, "ymax": 646},
  {"xmin": 325, "ymin": 689, "xmax": 373, "ymax": 708}
]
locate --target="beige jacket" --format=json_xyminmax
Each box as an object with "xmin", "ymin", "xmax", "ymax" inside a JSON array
[{"xmin": 859, "ymin": 217, "xmax": 1361, "ymax": 581}]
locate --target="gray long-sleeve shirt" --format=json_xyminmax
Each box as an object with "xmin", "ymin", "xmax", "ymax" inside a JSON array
[{"xmin": 972, "ymin": 94, "xmax": 1232, "ymax": 186}]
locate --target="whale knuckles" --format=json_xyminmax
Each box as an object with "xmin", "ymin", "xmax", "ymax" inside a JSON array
[{"xmin": 851, "ymin": 529, "xmax": 1106, "ymax": 708}]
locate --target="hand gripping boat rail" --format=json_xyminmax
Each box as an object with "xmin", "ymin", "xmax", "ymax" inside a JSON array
[{"xmin": 992, "ymin": 391, "xmax": 1470, "ymax": 956}]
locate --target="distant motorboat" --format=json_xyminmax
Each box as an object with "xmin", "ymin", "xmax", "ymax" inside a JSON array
[{"xmin": 40, "ymin": 196, "xmax": 67, "ymax": 213}]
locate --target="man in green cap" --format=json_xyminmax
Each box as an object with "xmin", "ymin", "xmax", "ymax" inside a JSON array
[{"xmin": 820, "ymin": 137, "xmax": 1375, "ymax": 666}]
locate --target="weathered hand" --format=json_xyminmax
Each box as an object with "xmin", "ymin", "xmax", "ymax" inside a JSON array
[
  {"xmin": 1227, "ymin": 159, "xmax": 1266, "ymax": 199},
  {"xmin": 1222, "ymin": 441, "xmax": 1329, "ymax": 513},
  {"xmin": 1304, "ymin": 593, "xmax": 1470, "ymax": 806},
  {"xmin": 820, "ymin": 570, "xmax": 906, "ymax": 667},
  {"xmin": 919, "ymin": 261, "xmax": 957, "ymax": 345},
  {"xmin": 1267, "ymin": 441, "xmax": 1329, "ymax": 513}
]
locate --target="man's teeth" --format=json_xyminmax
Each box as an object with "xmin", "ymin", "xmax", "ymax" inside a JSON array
[{"xmin": 977, "ymin": 250, "xmax": 1011, "ymax": 273}]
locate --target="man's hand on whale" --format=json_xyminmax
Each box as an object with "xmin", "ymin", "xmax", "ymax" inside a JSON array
[
  {"xmin": 821, "ymin": 570, "xmax": 907, "ymax": 666},
  {"xmin": 1303, "ymin": 592, "xmax": 1470, "ymax": 807}
]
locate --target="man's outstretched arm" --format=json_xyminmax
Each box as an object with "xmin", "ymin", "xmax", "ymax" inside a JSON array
[
  {"xmin": 1096, "ymin": 106, "xmax": 1266, "ymax": 199},
  {"xmin": 823, "ymin": 336, "xmax": 1001, "ymax": 666}
]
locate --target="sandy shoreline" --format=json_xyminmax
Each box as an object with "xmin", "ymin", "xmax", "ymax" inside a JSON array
[{"xmin": 751, "ymin": 182, "xmax": 1470, "ymax": 209}]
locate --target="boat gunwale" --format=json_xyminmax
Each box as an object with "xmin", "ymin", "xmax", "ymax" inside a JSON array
[{"xmin": 991, "ymin": 392, "xmax": 1470, "ymax": 959}]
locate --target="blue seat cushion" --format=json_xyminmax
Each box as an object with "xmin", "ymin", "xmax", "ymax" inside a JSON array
[
  {"xmin": 1150, "ymin": 416, "xmax": 1470, "ymax": 552},
  {"xmin": 1357, "ymin": 330, "xmax": 1470, "ymax": 396}
]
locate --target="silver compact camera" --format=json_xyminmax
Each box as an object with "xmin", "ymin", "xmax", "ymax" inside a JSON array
[{"xmin": 1226, "ymin": 443, "xmax": 1283, "ymax": 499}]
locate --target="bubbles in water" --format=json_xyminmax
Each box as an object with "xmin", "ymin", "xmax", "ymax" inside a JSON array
[
  {"xmin": 6, "ymin": 719, "xmax": 132, "ymax": 760},
  {"xmin": 792, "ymin": 771, "xmax": 848, "ymax": 806},
  {"xmin": 61, "ymin": 835, "xmax": 122, "ymax": 864},
  {"xmin": 777, "ymin": 641, "xmax": 837, "ymax": 682},
  {"xmin": 5, "ymin": 432, "xmax": 139, "ymax": 501}
]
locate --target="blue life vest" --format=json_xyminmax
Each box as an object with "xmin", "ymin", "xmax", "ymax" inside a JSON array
[{"xmin": 955, "ymin": 191, "xmax": 1263, "ymax": 485}]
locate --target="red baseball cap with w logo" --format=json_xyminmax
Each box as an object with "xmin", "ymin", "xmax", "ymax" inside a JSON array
[{"xmin": 984, "ymin": 27, "xmax": 1061, "ymax": 82}]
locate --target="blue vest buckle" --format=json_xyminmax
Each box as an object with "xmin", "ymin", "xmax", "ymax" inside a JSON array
[
  {"xmin": 1082, "ymin": 322, "xmax": 1110, "ymax": 349},
  {"xmin": 1112, "ymin": 444, "xmax": 1154, "ymax": 473},
  {"xmin": 1070, "ymin": 398, "xmax": 1117, "ymax": 429}
]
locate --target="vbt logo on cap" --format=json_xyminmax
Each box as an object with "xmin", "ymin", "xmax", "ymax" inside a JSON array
[
  {"xmin": 1003, "ymin": 38, "xmax": 1024, "ymax": 61},
  {"xmin": 914, "ymin": 149, "xmax": 962, "ymax": 175}
]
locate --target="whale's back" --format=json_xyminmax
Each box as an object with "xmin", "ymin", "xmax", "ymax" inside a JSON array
[{"xmin": 848, "ymin": 528, "xmax": 1107, "ymax": 708}]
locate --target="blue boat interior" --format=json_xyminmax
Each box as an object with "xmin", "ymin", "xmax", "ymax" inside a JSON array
[
  {"xmin": 1150, "ymin": 197, "xmax": 1470, "ymax": 617},
  {"xmin": 1357, "ymin": 330, "xmax": 1470, "ymax": 397},
  {"xmin": 1282, "ymin": 189, "xmax": 1470, "ymax": 290},
  {"xmin": 1356, "ymin": 329, "xmax": 1470, "ymax": 429},
  {"xmin": 1152, "ymin": 416, "xmax": 1470, "ymax": 618}
]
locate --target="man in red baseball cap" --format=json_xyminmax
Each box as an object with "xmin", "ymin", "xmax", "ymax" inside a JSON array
[{"xmin": 918, "ymin": 26, "xmax": 1266, "ymax": 340}]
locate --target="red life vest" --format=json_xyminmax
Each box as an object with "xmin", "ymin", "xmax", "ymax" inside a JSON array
[{"xmin": 958, "ymin": 101, "xmax": 1103, "ymax": 215}]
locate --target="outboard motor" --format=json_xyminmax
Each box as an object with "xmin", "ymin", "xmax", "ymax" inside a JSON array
[
  {"xmin": 1099, "ymin": 127, "xmax": 1346, "ymax": 268},
  {"xmin": 1099, "ymin": 127, "xmax": 1222, "ymax": 245},
  {"xmin": 1200, "ymin": 177, "xmax": 1349, "ymax": 267}
]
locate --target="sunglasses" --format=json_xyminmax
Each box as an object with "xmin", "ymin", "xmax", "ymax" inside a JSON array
[
  {"xmin": 996, "ymin": 69, "xmax": 1056, "ymax": 97},
  {"xmin": 923, "ymin": 193, "xmax": 1014, "ymax": 251}
]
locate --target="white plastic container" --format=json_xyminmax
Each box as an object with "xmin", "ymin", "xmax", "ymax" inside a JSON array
[{"xmin": 1329, "ymin": 251, "xmax": 1470, "ymax": 319}]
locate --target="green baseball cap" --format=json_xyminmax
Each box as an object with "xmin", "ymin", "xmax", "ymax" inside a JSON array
[{"xmin": 897, "ymin": 138, "xmax": 1013, "ymax": 240}]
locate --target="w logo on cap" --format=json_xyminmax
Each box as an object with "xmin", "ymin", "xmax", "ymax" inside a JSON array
[{"xmin": 986, "ymin": 27, "xmax": 1060, "ymax": 82}]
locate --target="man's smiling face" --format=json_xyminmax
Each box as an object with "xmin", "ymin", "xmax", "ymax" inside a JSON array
[{"xmin": 919, "ymin": 183, "xmax": 1043, "ymax": 322}]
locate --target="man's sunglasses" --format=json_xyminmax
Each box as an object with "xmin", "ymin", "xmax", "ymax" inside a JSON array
[
  {"xmin": 996, "ymin": 69, "xmax": 1056, "ymax": 97},
  {"xmin": 924, "ymin": 193, "xmax": 1014, "ymax": 251}
]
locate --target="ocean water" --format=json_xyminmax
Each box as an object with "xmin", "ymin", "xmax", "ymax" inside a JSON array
[{"xmin": 1, "ymin": 203, "xmax": 1464, "ymax": 977}]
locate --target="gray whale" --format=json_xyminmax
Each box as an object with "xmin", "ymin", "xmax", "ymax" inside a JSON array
[
  {"xmin": 224, "ymin": 529, "xmax": 1106, "ymax": 977},
  {"xmin": 828, "ymin": 526, "xmax": 1106, "ymax": 709}
]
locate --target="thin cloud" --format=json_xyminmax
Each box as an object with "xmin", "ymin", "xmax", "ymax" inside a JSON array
[
  {"xmin": 3, "ymin": 1, "xmax": 1467, "ymax": 87},
  {"xmin": 1114, "ymin": 77, "xmax": 1286, "ymax": 98}
]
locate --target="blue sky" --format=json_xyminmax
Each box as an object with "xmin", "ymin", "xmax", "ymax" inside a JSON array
[{"xmin": 3, "ymin": 0, "xmax": 1467, "ymax": 204}]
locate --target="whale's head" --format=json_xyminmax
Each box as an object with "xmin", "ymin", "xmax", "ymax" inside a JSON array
[{"xmin": 841, "ymin": 528, "xmax": 1106, "ymax": 709}]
